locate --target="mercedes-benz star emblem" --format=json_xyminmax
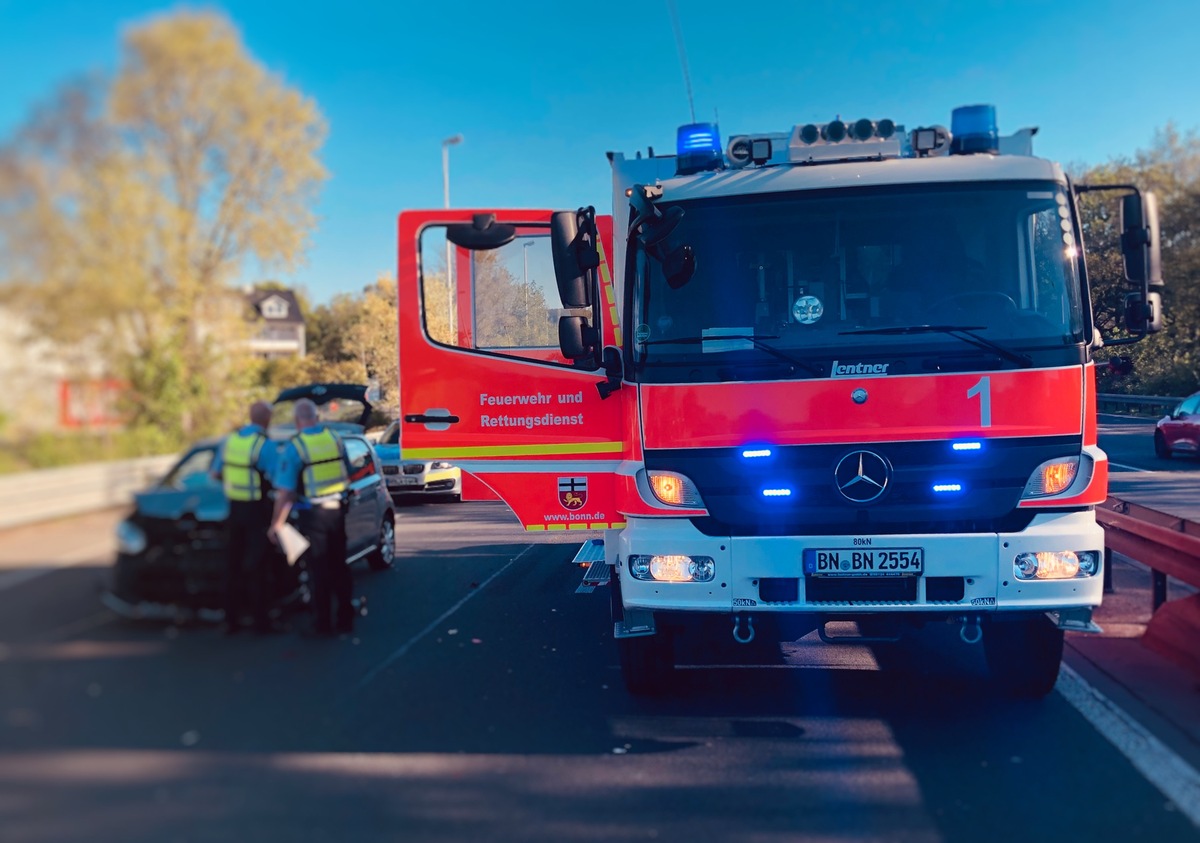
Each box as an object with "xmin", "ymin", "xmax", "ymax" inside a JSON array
[{"xmin": 834, "ymin": 450, "xmax": 892, "ymax": 504}]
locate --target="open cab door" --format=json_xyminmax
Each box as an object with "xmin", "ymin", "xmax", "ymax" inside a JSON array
[{"xmin": 396, "ymin": 209, "xmax": 626, "ymax": 530}]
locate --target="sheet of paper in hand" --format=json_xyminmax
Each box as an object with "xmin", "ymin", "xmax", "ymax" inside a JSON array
[{"xmin": 276, "ymin": 523, "xmax": 310, "ymax": 566}]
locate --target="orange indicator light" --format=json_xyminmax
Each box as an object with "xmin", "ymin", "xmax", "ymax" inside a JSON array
[{"xmin": 1041, "ymin": 462, "xmax": 1076, "ymax": 495}]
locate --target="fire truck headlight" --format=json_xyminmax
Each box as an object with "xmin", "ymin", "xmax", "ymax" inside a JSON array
[
  {"xmin": 1021, "ymin": 456, "xmax": 1084, "ymax": 498},
  {"xmin": 628, "ymin": 555, "xmax": 715, "ymax": 583},
  {"xmin": 1013, "ymin": 550, "xmax": 1099, "ymax": 580},
  {"xmin": 647, "ymin": 471, "xmax": 704, "ymax": 507}
]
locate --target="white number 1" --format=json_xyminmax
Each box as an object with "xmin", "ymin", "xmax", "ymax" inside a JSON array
[{"xmin": 967, "ymin": 376, "xmax": 992, "ymax": 428}]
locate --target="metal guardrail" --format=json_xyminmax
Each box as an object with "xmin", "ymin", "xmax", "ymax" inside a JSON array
[
  {"xmin": 1097, "ymin": 495, "xmax": 1200, "ymax": 674},
  {"xmin": 1096, "ymin": 393, "xmax": 1183, "ymax": 417},
  {"xmin": 0, "ymin": 455, "xmax": 175, "ymax": 531}
]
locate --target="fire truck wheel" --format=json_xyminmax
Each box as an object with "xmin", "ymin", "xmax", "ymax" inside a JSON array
[
  {"xmin": 982, "ymin": 615, "xmax": 1064, "ymax": 699},
  {"xmin": 618, "ymin": 630, "xmax": 675, "ymax": 696}
]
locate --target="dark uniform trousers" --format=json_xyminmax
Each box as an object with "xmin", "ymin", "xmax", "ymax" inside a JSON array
[
  {"xmin": 226, "ymin": 498, "xmax": 273, "ymax": 629},
  {"xmin": 300, "ymin": 504, "xmax": 353, "ymax": 633}
]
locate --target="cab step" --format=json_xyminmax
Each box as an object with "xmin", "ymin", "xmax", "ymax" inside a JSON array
[{"xmin": 573, "ymin": 539, "xmax": 609, "ymax": 593}]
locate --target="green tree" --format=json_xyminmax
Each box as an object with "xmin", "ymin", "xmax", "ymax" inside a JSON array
[
  {"xmin": 0, "ymin": 10, "xmax": 327, "ymax": 445},
  {"xmin": 347, "ymin": 274, "xmax": 400, "ymax": 406},
  {"xmin": 1078, "ymin": 125, "xmax": 1200, "ymax": 397}
]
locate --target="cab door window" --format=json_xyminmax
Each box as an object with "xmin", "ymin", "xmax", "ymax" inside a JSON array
[{"xmin": 419, "ymin": 227, "xmax": 571, "ymax": 363}]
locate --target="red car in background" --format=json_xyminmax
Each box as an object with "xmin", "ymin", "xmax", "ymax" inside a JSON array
[{"xmin": 1155, "ymin": 391, "xmax": 1200, "ymax": 459}]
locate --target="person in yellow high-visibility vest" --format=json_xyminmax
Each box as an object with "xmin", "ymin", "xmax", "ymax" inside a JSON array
[
  {"xmin": 212, "ymin": 400, "xmax": 278, "ymax": 634},
  {"xmin": 268, "ymin": 398, "xmax": 354, "ymax": 636}
]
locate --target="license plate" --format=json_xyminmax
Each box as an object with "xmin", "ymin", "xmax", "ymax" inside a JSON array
[
  {"xmin": 803, "ymin": 547, "xmax": 924, "ymax": 577},
  {"xmin": 388, "ymin": 476, "xmax": 419, "ymax": 487}
]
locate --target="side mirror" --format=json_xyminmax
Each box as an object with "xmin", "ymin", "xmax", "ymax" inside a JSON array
[
  {"xmin": 662, "ymin": 244, "xmax": 696, "ymax": 289},
  {"xmin": 446, "ymin": 214, "xmax": 517, "ymax": 250},
  {"xmin": 1123, "ymin": 291, "xmax": 1163, "ymax": 334},
  {"xmin": 643, "ymin": 206, "xmax": 684, "ymax": 247},
  {"xmin": 551, "ymin": 209, "xmax": 599, "ymax": 309},
  {"xmin": 558, "ymin": 315, "xmax": 599, "ymax": 362},
  {"xmin": 1120, "ymin": 192, "xmax": 1162, "ymax": 286}
]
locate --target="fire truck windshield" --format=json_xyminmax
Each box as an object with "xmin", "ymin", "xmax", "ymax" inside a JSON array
[{"xmin": 630, "ymin": 180, "xmax": 1086, "ymax": 381}]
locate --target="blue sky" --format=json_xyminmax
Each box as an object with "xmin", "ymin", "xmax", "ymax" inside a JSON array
[{"xmin": 2, "ymin": 0, "xmax": 1198, "ymax": 304}]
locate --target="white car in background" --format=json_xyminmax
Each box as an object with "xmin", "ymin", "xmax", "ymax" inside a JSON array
[{"xmin": 375, "ymin": 420, "xmax": 462, "ymax": 502}]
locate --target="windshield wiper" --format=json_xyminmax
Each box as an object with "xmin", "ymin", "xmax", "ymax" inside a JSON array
[
  {"xmin": 639, "ymin": 334, "xmax": 824, "ymax": 376},
  {"xmin": 839, "ymin": 325, "xmax": 1033, "ymax": 368}
]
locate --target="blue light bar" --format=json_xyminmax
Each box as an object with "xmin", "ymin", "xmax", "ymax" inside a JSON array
[
  {"xmin": 932, "ymin": 483, "xmax": 964, "ymax": 493},
  {"xmin": 762, "ymin": 488, "xmax": 792, "ymax": 497},
  {"xmin": 742, "ymin": 448, "xmax": 772, "ymax": 459},
  {"xmin": 676, "ymin": 122, "xmax": 724, "ymax": 175},
  {"xmin": 950, "ymin": 104, "xmax": 999, "ymax": 155},
  {"xmin": 952, "ymin": 441, "xmax": 982, "ymax": 451}
]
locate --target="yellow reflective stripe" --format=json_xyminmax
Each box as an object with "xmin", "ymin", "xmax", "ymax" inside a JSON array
[
  {"xmin": 525, "ymin": 521, "xmax": 626, "ymax": 531},
  {"xmin": 402, "ymin": 441, "xmax": 623, "ymax": 460},
  {"xmin": 597, "ymin": 239, "xmax": 622, "ymax": 347}
]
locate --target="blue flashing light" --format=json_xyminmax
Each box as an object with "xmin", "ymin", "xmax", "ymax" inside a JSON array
[
  {"xmin": 742, "ymin": 448, "xmax": 773, "ymax": 459},
  {"xmin": 952, "ymin": 441, "xmax": 982, "ymax": 452},
  {"xmin": 676, "ymin": 122, "xmax": 724, "ymax": 175},
  {"xmin": 932, "ymin": 483, "xmax": 964, "ymax": 493},
  {"xmin": 762, "ymin": 488, "xmax": 793, "ymax": 497},
  {"xmin": 950, "ymin": 105, "xmax": 999, "ymax": 155}
]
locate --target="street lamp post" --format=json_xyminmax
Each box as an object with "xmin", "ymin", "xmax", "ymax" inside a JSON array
[
  {"xmin": 522, "ymin": 240, "xmax": 534, "ymax": 339},
  {"xmin": 441, "ymin": 134, "xmax": 463, "ymax": 336}
]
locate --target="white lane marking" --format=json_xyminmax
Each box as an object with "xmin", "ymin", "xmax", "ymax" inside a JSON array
[
  {"xmin": 1057, "ymin": 663, "xmax": 1200, "ymax": 828},
  {"xmin": 1109, "ymin": 461, "xmax": 1150, "ymax": 473},
  {"xmin": 356, "ymin": 545, "xmax": 533, "ymax": 690}
]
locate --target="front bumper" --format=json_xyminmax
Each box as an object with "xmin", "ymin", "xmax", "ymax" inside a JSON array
[
  {"xmin": 386, "ymin": 469, "xmax": 461, "ymax": 495},
  {"xmin": 615, "ymin": 509, "xmax": 1104, "ymax": 615}
]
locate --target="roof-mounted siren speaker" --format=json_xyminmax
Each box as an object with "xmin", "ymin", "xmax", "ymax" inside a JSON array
[
  {"xmin": 910, "ymin": 125, "xmax": 951, "ymax": 157},
  {"xmin": 726, "ymin": 135, "xmax": 752, "ymax": 169},
  {"xmin": 852, "ymin": 119, "xmax": 875, "ymax": 141},
  {"xmin": 822, "ymin": 120, "xmax": 847, "ymax": 142}
]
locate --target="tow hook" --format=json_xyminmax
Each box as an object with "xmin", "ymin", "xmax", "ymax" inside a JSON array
[
  {"xmin": 732, "ymin": 613, "xmax": 756, "ymax": 644},
  {"xmin": 958, "ymin": 615, "xmax": 982, "ymax": 645}
]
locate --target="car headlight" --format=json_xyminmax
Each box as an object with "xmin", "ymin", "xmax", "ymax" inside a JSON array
[
  {"xmin": 116, "ymin": 520, "xmax": 147, "ymax": 555},
  {"xmin": 430, "ymin": 461, "xmax": 455, "ymax": 470}
]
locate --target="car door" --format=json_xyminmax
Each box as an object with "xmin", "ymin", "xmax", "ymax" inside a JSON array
[
  {"xmin": 397, "ymin": 209, "xmax": 628, "ymax": 531},
  {"xmin": 342, "ymin": 436, "xmax": 381, "ymax": 558},
  {"xmin": 1166, "ymin": 394, "xmax": 1200, "ymax": 452}
]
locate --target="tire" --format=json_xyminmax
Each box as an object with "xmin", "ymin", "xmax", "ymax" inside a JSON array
[
  {"xmin": 618, "ymin": 629, "xmax": 675, "ymax": 696},
  {"xmin": 1154, "ymin": 431, "xmax": 1173, "ymax": 459},
  {"xmin": 367, "ymin": 516, "xmax": 395, "ymax": 571},
  {"xmin": 983, "ymin": 615, "xmax": 1064, "ymax": 699}
]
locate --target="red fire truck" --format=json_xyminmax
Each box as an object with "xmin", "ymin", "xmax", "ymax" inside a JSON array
[{"xmin": 395, "ymin": 105, "xmax": 1164, "ymax": 697}]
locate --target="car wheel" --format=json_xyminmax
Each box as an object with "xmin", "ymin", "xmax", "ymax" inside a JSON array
[
  {"xmin": 1154, "ymin": 431, "xmax": 1173, "ymax": 459},
  {"xmin": 367, "ymin": 516, "xmax": 395, "ymax": 570}
]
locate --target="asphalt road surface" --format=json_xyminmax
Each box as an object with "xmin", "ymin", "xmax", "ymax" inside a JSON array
[
  {"xmin": 1101, "ymin": 414, "xmax": 1200, "ymax": 520},
  {"xmin": 1, "ymin": 494, "xmax": 1198, "ymax": 843}
]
